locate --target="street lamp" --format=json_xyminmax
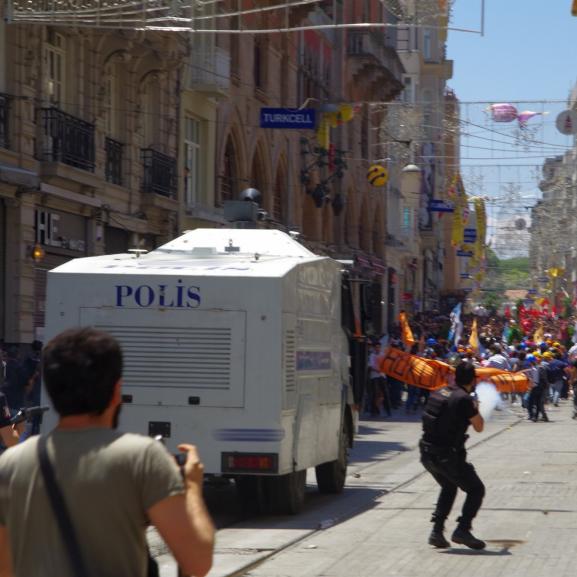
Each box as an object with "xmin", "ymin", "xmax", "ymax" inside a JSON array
[{"xmin": 400, "ymin": 163, "xmax": 421, "ymax": 196}]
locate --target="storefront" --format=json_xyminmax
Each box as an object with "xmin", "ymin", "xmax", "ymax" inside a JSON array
[{"xmin": 33, "ymin": 208, "xmax": 88, "ymax": 340}]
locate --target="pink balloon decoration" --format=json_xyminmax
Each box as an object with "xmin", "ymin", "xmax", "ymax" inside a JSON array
[
  {"xmin": 517, "ymin": 110, "xmax": 543, "ymax": 126},
  {"xmin": 489, "ymin": 103, "xmax": 518, "ymax": 123}
]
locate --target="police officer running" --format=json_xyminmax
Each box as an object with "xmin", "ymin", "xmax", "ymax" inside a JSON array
[{"xmin": 419, "ymin": 361, "xmax": 486, "ymax": 550}]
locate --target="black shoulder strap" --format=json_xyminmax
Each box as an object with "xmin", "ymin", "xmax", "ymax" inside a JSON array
[{"xmin": 37, "ymin": 435, "xmax": 90, "ymax": 577}]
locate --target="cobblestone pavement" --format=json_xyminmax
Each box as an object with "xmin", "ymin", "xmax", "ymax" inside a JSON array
[{"xmin": 244, "ymin": 401, "xmax": 577, "ymax": 577}]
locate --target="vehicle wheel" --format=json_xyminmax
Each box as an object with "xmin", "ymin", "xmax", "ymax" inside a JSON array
[
  {"xmin": 315, "ymin": 418, "xmax": 350, "ymax": 494},
  {"xmin": 264, "ymin": 469, "xmax": 307, "ymax": 515},
  {"xmin": 235, "ymin": 475, "xmax": 266, "ymax": 514}
]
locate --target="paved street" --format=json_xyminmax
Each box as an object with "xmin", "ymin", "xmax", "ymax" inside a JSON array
[{"xmin": 154, "ymin": 399, "xmax": 577, "ymax": 577}]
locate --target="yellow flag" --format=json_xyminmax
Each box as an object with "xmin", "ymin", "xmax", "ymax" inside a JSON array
[
  {"xmin": 533, "ymin": 324, "xmax": 544, "ymax": 344},
  {"xmin": 469, "ymin": 318, "xmax": 480, "ymax": 353},
  {"xmin": 316, "ymin": 116, "xmax": 330, "ymax": 150},
  {"xmin": 399, "ymin": 311, "xmax": 415, "ymax": 349}
]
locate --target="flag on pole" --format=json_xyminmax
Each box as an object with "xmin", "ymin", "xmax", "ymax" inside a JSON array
[
  {"xmin": 399, "ymin": 311, "xmax": 416, "ymax": 349},
  {"xmin": 502, "ymin": 324, "xmax": 511, "ymax": 345},
  {"xmin": 469, "ymin": 318, "xmax": 480, "ymax": 353},
  {"xmin": 448, "ymin": 303, "xmax": 462, "ymax": 347},
  {"xmin": 533, "ymin": 324, "xmax": 544, "ymax": 344}
]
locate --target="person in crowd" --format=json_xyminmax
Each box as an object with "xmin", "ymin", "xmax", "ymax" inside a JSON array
[
  {"xmin": 22, "ymin": 340, "xmax": 43, "ymax": 437},
  {"xmin": 0, "ymin": 327, "xmax": 215, "ymax": 577},
  {"xmin": 369, "ymin": 342, "xmax": 392, "ymax": 417},
  {"xmin": 1, "ymin": 347, "xmax": 27, "ymax": 416},
  {"xmin": 0, "ymin": 391, "xmax": 22, "ymax": 452},
  {"xmin": 565, "ymin": 358, "xmax": 577, "ymax": 419},
  {"xmin": 486, "ymin": 344, "xmax": 512, "ymax": 371},
  {"xmin": 386, "ymin": 338, "xmax": 404, "ymax": 409},
  {"xmin": 528, "ymin": 353, "xmax": 551, "ymax": 422},
  {"xmin": 419, "ymin": 361, "xmax": 486, "ymax": 550},
  {"xmin": 546, "ymin": 350, "xmax": 568, "ymax": 407}
]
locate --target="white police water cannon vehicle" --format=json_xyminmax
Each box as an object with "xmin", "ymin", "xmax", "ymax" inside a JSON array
[{"xmin": 44, "ymin": 228, "xmax": 368, "ymax": 514}]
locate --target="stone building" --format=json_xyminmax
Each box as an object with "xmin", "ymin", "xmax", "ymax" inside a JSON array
[
  {"xmin": 213, "ymin": 0, "xmax": 405, "ymax": 334},
  {"xmin": 0, "ymin": 0, "xmax": 457, "ymax": 345},
  {"xmin": 0, "ymin": 3, "xmax": 187, "ymax": 344}
]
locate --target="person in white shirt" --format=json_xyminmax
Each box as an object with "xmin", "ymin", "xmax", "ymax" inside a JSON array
[
  {"xmin": 486, "ymin": 344, "xmax": 512, "ymax": 371},
  {"xmin": 367, "ymin": 343, "xmax": 391, "ymax": 417}
]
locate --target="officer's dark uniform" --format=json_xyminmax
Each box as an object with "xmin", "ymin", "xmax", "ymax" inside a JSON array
[{"xmin": 420, "ymin": 384, "xmax": 485, "ymax": 540}]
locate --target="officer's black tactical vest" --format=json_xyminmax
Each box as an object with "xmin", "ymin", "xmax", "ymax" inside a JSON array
[{"xmin": 422, "ymin": 386, "xmax": 466, "ymax": 448}]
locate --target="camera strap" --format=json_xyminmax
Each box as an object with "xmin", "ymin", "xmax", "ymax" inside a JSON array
[{"xmin": 37, "ymin": 435, "xmax": 90, "ymax": 577}]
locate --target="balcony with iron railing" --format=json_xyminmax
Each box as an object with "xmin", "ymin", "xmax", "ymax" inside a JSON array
[
  {"xmin": 141, "ymin": 148, "xmax": 177, "ymax": 198},
  {"xmin": 0, "ymin": 94, "xmax": 10, "ymax": 149},
  {"xmin": 347, "ymin": 31, "xmax": 405, "ymax": 93},
  {"xmin": 188, "ymin": 46, "xmax": 231, "ymax": 98},
  {"xmin": 38, "ymin": 107, "xmax": 95, "ymax": 172},
  {"xmin": 105, "ymin": 137, "xmax": 124, "ymax": 186}
]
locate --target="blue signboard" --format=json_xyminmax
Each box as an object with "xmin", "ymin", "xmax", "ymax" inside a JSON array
[
  {"xmin": 428, "ymin": 199, "xmax": 454, "ymax": 213},
  {"xmin": 460, "ymin": 273, "xmax": 471, "ymax": 279},
  {"xmin": 457, "ymin": 250, "xmax": 474, "ymax": 257},
  {"xmin": 260, "ymin": 108, "xmax": 317, "ymax": 130},
  {"xmin": 537, "ymin": 277, "xmax": 549, "ymax": 283},
  {"xmin": 463, "ymin": 228, "xmax": 477, "ymax": 243},
  {"xmin": 528, "ymin": 288, "xmax": 538, "ymax": 295}
]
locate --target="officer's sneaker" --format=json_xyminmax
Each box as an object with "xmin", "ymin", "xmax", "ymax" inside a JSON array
[
  {"xmin": 428, "ymin": 529, "xmax": 450, "ymax": 548},
  {"xmin": 451, "ymin": 527, "xmax": 486, "ymax": 550}
]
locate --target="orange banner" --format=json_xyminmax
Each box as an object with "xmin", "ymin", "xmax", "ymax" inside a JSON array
[
  {"xmin": 476, "ymin": 367, "xmax": 530, "ymax": 393},
  {"xmin": 399, "ymin": 312, "xmax": 415, "ymax": 349},
  {"xmin": 379, "ymin": 347, "xmax": 452, "ymax": 391},
  {"xmin": 379, "ymin": 348, "xmax": 530, "ymax": 393}
]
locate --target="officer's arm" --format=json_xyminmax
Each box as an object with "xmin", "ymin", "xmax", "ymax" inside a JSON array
[
  {"xmin": 470, "ymin": 412, "xmax": 484, "ymax": 433},
  {"xmin": 0, "ymin": 525, "xmax": 14, "ymax": 577}
]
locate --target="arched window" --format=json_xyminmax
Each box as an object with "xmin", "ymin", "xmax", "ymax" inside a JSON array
[
  {"xmin": 251, "ymin": 146, "xmax": 268, "ymax": 211},
  {"xmin": 139, "ymin": 73, "xmax": 161, "ymax": 148},
  {"xmin": 103, "ymin": 61, "xmax": 120, "ymax": 138},
  {"xmin": 272, "ymin": 164, "xmax": 286, "ymax": 223},
  {"xmin": 219, "ymin": 136, "xmax": 237, "ymax": 206},
  {"xmin": 44, "ymin": 30, "xmax": 66, "ymax": 107}
]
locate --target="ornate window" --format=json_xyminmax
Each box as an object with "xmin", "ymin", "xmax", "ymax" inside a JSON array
[
  {"xmin": 219, "ymin": 136, "xmax": 237, "ymax": 206},
  {"xmin": 272, "ymin": 166, "xmax": 286, "ymax": 223},
  {"xmin": 44, "ymin": 30, "xmax": 66, "ymax": 106},
  {"xmin": 184, "ymin": 116, "xmax": 202, "ymax": 206}
]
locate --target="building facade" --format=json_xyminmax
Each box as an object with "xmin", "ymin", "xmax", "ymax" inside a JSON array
[
  {"xmin": 1, "ymin": 0, "xmax": 460, "ymax": 345},
  {"xmin": 0, "ymin": 4, "xmax": 189, "ymax": 344}
]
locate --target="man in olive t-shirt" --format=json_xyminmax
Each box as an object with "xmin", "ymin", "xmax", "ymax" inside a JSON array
[{"xmin": 0, "ymin": 328, "xmax": 215, "ymax": 577}]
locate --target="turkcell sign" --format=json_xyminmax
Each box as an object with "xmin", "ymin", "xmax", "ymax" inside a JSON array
[
  {"xmin": 260, "ymin": 108, "xmax": 316, "ymax": 130},
  {"xmin": 115, "ymin": 281, "xmax": 201, "ymax": 308}
]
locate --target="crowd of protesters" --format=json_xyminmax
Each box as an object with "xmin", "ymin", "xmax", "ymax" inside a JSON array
[{"xmin": 364, "ymin": 306, "xmax": 577, "ymax": 422}]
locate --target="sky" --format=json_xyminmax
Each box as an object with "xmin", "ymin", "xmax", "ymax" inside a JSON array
[{"xmin": 445, "ymin": 0, "xmax": 577, "ymax": 257}]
